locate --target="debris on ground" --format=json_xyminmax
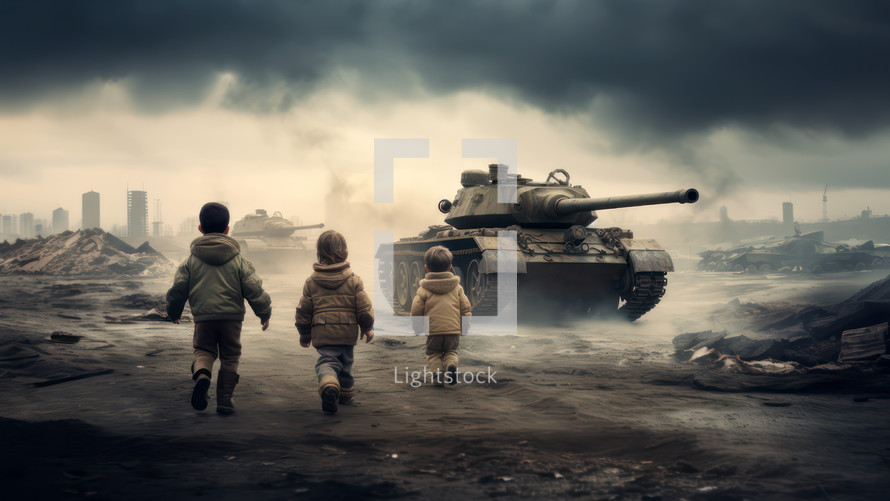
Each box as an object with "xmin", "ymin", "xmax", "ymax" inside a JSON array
[
  {"xmin": 104, "ymin": 307, "xmax": 190, "ymax": 324},
  {"xmin": 673, "ymin": 273, "xmax": 890, "ymax": 380},
  {"xmin": 50, "ymin": 332, "xmax": 82, "ymax": 344},
  {"xmin": 0, "ymin": 229, "xmax": 171, "ymax": 276},
  {"xmin": 33, "ymin": 369, "xmax": 114, "ymax": 388}
]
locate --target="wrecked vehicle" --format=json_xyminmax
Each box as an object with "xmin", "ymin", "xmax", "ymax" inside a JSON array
[{"xmin": 698, "ymin": 227, "xmax": 886, "ymax": 274}]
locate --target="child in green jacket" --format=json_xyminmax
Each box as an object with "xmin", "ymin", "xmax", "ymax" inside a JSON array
[{"xmin": 166, "ymin": 202, "xmax": 272, "ymax": 414}]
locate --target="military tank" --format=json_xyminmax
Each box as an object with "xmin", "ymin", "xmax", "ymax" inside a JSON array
[
  {"xmin": 378, "ymin": 165, "xmax": 699, "ymax": 320},
  {"xmin": 231, "ymin": 209, "xmax": 323, "ymax": 270}
]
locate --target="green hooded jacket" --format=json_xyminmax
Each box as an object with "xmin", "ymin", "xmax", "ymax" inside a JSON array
[{"xmin": 165, "ymin": 233, "xmax": 272, "ymax": 324}]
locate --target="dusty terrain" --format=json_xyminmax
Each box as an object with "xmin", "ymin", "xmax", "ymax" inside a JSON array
[{"xmin": 1, "ymin": 270, "xmax": 889, "ymax": 500}]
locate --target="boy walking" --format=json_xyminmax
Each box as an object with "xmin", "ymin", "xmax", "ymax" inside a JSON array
[
  {"xmin": 166, "ymin": 202, "xmax": 272, "ymax": 415},
  {"xmin": 411, "ymin": 246, "xmax": 472, "ymax": 386},
  {"xmin": 296, "ymin": 230, "xmax": 374, "ymax": 414}
]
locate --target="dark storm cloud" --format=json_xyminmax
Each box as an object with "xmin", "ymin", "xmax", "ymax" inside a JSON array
[{"xmin": 2, "ymin": 0, "xmax": 890, "ymax": 137}]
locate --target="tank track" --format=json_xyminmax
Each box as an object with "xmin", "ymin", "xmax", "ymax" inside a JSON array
[
  {"xmin": 467, "ymin": 273, "xmax": 501, "ymax": 315},
  {"xmin": 618, "ymin": 272, "xmax": 667, "ymax": 321}
]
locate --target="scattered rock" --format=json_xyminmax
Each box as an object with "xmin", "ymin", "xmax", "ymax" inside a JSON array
[
  {"xmin": 50, "ymin": 331, "xmax": 82, "ymax": 344},
  {"xmin": 104, "ymin": 307, "xmax": 190, "ymax": 324},
  {"xmin": 380, "ymin": 338, "xmax": 407, "ymax": 346}
]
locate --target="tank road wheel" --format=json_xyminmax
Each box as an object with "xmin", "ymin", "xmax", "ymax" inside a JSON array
[
  {"xmin": 396, "ymin": 262, "xmax": 411, "ymax": 309},
  {"xmin": 452, "ymin": 265, "xmax": 465, "ymax": 288},
  {"xmin": 410, "ymin": 261, "xmax": 424, "ymax": 303},
  {"xmin": 465, "ymin": 259, "xmax": 487, "ymax": 309}
]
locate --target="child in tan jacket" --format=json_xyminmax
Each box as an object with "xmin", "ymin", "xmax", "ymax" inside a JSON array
[
  {"xmin": 295, "ymin": 230, "xmax": 374, "ymax": 414},
  {"xmin": 411, "ymin": 246, "xmax": 472, "ymax": 386}
]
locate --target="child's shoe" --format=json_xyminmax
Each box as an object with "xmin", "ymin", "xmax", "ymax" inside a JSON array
[
  {"xmin": 319, "ymin": 375, "xmax": 340, "ymax": 414},
  {"xmin": 191, "ymin": 371, "xmax": 211, "ymax": 411},
  {"xmin": 216, "ymin": 370, "xmax": 240, "ymax": 415},
  {"xmin": 339, "ymin": 386, "xmax": 355, "ymax": 405},
  {"xmin": 446, "ymin": 365, "xmax": 458, "ymax": 386}
]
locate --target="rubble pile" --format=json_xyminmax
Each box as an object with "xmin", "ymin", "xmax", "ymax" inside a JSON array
[
  {"xmin": 674, "ymin": 273, "xmax": 890, "ymax": 368},
  {"xmin": 0, "ymin": 229, "xmax": 171, "ymax": 276}
]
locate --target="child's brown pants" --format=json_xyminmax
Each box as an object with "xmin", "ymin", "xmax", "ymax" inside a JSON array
[
  {"xmin": 192, "ymin": 320, "xmax": 243, "ymax": 376},
  {"xmin": 425, "ymin": 334, "xmax": 460, "ymax": 370}
]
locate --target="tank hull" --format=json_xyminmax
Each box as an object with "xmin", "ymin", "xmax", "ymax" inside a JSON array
[
  {"xmin": 377, "ymin": 225, "xmax": 674, "ymax": 321},
  {"xmin": 235, "ymin": 238, "xmax": 315, "ymax": 274}
]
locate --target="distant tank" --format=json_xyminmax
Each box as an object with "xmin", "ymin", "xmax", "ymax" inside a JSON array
[
  {"xmin": 698, "ymin": 224, "xmax": 887, "ymax": 274},
  {"xmin": 231, "ymin": 209, "xmax": 324, "ymax": 270},
  {"xmin": 377, "ymin": 165, "xmax": 699, "ymax": 321}
]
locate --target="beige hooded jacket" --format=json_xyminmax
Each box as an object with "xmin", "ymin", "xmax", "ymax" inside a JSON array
[{"xmin": 410, "ymin": 271, "xmax": 472, "ymax": 336}]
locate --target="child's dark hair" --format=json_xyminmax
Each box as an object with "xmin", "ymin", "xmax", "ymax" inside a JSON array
[
  {"xmin": 199, "ymin": 202, "xmax": 230, "ymax": 234},
  {"xmin": 424, "ymin": 246, "xmax": 452, "ymax": 272},
  {"xmin": 317, "ymin": 230, "xmax": 348, "ymax": 265}
]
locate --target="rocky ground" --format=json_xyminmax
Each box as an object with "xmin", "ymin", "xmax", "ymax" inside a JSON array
[{"xmin": 1, "ymin": 270, "xmax": 889, "ymax": 500}]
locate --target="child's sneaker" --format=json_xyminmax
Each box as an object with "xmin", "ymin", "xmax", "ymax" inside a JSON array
[
  {"xmin": 319, "ymin": 375, "xmax": 340, "ymax": 414},
  {"xmin": 447, "ymin": 365, "xmax": 458, "ymax": 386},
  {"xmin": 191, "ymin": 372, "xmax": 211, "ymax": 411},
  {"xmin": 322, "ymin": 387, "xmax": 339, "ymax": 413}
]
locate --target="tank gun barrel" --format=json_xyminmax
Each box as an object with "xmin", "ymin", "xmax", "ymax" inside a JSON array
[
  {"xmin": 552, "ymin": 189, "xmax": 699, "ymax": 216},
  {"xmin": 290, "ymin": 223, "xmax": 325, "ymax": 231}
]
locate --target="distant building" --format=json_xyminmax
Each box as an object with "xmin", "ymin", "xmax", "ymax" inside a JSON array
[
  {"xmin": 19, "ymin": 212, "xmax": 34, "ymax": 239},
  {"xmin": 2, "ymin": 214, "xmax": 13, "ymax": 236},
  {"xmin": 52, "ymin": 207, "xmax": 69, "ymax": 234},
  {"xmin": 127, "ymin": 190, "xmax": 148, "ymax": 238},
  {"xmin": 782, "ymin": 202, "xmax": 794, "ymax": 235},
  {"xmin": 82, "ymin": 191, "xmax": 100, "ymax": 230}
]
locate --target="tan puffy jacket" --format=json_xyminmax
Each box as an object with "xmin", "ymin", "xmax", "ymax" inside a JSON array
[
  {"xmin": 410, "ymin": 271, "xmax": 472, "ymax": 335},
  {"xmin": 295, "ymin": 262, "xmax": 374, "ymax": 347}
]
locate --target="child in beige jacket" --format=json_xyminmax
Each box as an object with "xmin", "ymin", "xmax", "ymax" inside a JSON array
[{"xmin": 410, "ymin": 246, "xmax": 472, "ymax": 385}]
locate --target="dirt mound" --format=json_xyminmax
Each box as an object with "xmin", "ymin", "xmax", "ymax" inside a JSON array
[{"xmin": 0, "ymin": 229, "xmax": 171, "ymax": 276}]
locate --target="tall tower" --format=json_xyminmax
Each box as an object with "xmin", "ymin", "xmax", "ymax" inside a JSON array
[
  {"xmin": 1, "ymin": 214, "xmax": 13, "ymax": 235},
  {"xmin": 52, "ymin": 207, "xmax": 69, "ymax": 234},
  {"xmin": 19, "ymin": 212, "xmax": 34, "ymax": 238},
  {"xmin": 152, "ymin": 199, "xmax": 164, "ymax": 237},
  {"xmin": 82, "ymin": 191, "xmax": 100, "ymax": 230},
  {"xmin": 821, "ymin": 185, "xmax": 829, "ymax": 222},
  {"xmin": 782, "ymin": 202, "xmax": 794, "ymax": 234},
  {"xmin": 127, "ymin": 190, "xmax": 148, "ymax": 238}
]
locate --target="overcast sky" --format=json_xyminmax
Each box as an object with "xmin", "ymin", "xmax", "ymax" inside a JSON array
[{"xmin": 1, "ymin": 0, "xmax": 889, "ymax": 235}]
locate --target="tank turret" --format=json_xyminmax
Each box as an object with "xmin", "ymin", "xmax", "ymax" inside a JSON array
[
  {"xmin": 440, "ymin": 165, "xmax": 698, "ymax": 230},
  {"xmin": 231, "ymin": 210, "xmax": 324, "ymax": 239}
]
